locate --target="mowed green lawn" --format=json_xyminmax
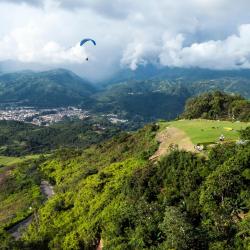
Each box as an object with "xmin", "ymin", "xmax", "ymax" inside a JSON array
[
  {"xmin": 0, "ymin": 154, "xmax": 41, "ymax": 167},
  {"xmin": 162, "ymin": 119, "xmax": 250, "ymax": 144}
]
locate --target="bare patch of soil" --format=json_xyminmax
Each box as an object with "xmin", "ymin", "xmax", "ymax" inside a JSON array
[{"xmin": 150, "ymin": 127, "xmax": 195, "ymax": 161}]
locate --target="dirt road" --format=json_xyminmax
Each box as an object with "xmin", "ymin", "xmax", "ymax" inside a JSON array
[{"xmin": 7, "ymin": 180, "xmax": 54, "ymax": 239}]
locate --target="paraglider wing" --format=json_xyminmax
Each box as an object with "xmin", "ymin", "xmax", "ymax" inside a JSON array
[{"xmin": 80, "ymin": 38, "xmax": 96, "ymax": 46}]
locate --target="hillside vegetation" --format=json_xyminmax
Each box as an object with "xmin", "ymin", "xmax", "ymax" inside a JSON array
[
  {"xmin": 181, "ymin": 91, "xmax": 250, "ymax": 121},
  {"xmin": 0, "ymin": 122, "xmax": 248, "ymax": 249},
  {"xmin": 0, "ymin": 90, "xmax": 249, "ymax": 249},
  {"xmin": 1, "ymin": 67, "xmax": 250, "ymax": 122},
  {"xmin": 0, "ymin": 159, "xmax": 44, "ymax": 234},
  {"xmin": 106, "ymin": 65, "xmax": 250, "ymax": 98},
  {"xmin": 0, "ymin": 119, "xmax": 120, "ymax": 156},
  {"xmin": 0, "ymin": 69, "xmax": 95, "ymax": 107},
  {"xmin": 0, "ymin": 155, "xmax": 41, "ymax": 167},
  {"xmin": 95, "ymin": 80, "xmax": 190, "ymax": 121},
  {"xmin": 95, "ymin": 80, "xmax": 250, "ymax": 122}
]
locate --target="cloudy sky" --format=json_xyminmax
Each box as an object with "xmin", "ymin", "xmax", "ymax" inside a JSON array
[{"xmin": 1, "ymin": 0, "xmax": 250, "ymax": 81}]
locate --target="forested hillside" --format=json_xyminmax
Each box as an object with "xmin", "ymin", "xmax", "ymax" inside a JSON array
[
  {"xmin": 0, "ymin": 69, "xmax": 95, "ymax": 107},
  {"xmin": 0, "ymin": 119, "xmax": 120, "ymax": 156},
  {"xmin": 94, "ymin": 80, "xmax": 190, "ymax": 121},
  {"xmin": 1, "ymin": 67, "xmax": 250, "ymax": 122},
  {"xmin": 93, "ymin": 67, "xmax": 250, "ymax": 122},
  {"xmin": 181, "ymin": 91, "xmax": 250, "ymax": 121},
  {"xmin": 0, "ymin": 83, "xmax": 249, "ymax": 250},
  {"xmin": 0, "ymin": 121, "xmax": 249, "ymax": 249},
  {"xmin": 106, "ymin": 65, "xmax": 250, "ymax": 86}
]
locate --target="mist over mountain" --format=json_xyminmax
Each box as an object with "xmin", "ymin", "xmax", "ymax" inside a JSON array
[
  {"xmin": 106, "ymin": 63, "xmax": 250, "ymax": 85},
  {"xmin": 1, "ymin": 1, "xmax": 250, "ymax": 249}
]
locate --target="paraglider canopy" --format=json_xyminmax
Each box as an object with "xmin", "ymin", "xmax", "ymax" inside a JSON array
[{"xmin": 80, "ymin": 38, "xmax": 96, "ymax": 46}]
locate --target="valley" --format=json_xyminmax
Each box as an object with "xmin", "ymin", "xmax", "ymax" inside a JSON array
[
  {"xmin": 0, "ymin": 116, "xmax": 248, "ymax": 249},
  {"xmin": 1, "ymin": 67, "xmax": 250, "ymax": 124},
  {"xmin": 0, "ymin": 69, "xmax": 249, "ymax": 250},
  {"xmin": 1, "ymin": 1, "xmax": 250, "ymax": 249},
  {"xmin": 0, "ymin": 106, "xmax": 89, "ymax": 126}
]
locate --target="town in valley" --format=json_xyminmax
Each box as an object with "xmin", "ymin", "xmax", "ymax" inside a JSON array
[{"xmin": 0, "ymin": 106, "xmax": 128, "ymax": 126}]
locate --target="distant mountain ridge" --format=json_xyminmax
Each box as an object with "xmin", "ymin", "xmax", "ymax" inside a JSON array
[
  {"xmin": 190, "ymin": 77, "xmax": 250, "ymax": 98},
  {"xmin": 105, "ymin": 64, "xmax": 250, "ymax": 98},
  {"xmin": 0, "ymin": 69, "xmax": 96, "ymax": 107},
  {"xmin": 108, "ymin": 64, "xmax": 250, "ymax": 84},
  {"xmin": 0, "ymin": 66, "xmax": 250, "ymax": 122},
  {"xmin": 94, "ymin": 79, "xmax": 190, "ymax": 121}
]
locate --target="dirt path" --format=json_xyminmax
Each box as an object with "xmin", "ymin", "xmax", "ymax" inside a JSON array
[
  {"xmin": 7, "ymin": 215, "xmax": 33, "ymax": 239},
  {"xmin": 150, "ymin": 127, "xmax": 195, "ymax": 161},
  {"xmin": 97, "ymin": 239, "xmax": 103, "ymax": 250},
  {"xmin": 95, "ymin": 127, "xmax": 195, "ymax": 250},
  {"xmin": 40, "ymin": 180, "xmax": 55, "ymax": 199}
]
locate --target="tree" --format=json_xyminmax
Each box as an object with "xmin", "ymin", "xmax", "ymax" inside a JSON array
[{"xmin": 159, "ymin": 206, "xmax": 193, "ymax": 250}]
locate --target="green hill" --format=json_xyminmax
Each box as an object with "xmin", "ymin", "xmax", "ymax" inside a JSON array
[
  {"xmin": 107, "ymin": 65, "xmax": 250, "ymax": 98},
  {"xmin": 181, "ymin": 91, "xmax": 250, "ymax": 121},
  {"xmin": 107, "ymin": 65, "xmax": 250, "ymax": 86},
  {"xmin": 0, "ymin": 119, "xmax": 120, "ymax": 156},
  {"xmin": 94, "ymin": 80, "xmax": 191, "ymax": 121},
  {"xmin": 0, "ymin": 69, "xmax": 96, "ymax": 107},
  {"xmin": 0, "ymin": 121, "xmax": 249, "ymax": 249},
  {"xmin": 161, "ymin": 119, "xmax": 249, "ymax": 144},
  {"xmin": 95, "ymin": 74, "xmax": 250, "ymax": 122},
  {"xmin": 191, "ymin": 77, "xmax": 250, "ymax": 98}
]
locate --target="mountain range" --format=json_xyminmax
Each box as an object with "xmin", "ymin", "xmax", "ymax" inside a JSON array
[
  {"xmin": 105, "ymin": 64, "xmax": 250, "ymax": 85},
  {"xmin": 0, "ymin": 69, "xmax": 95, "ymax": 107},
  {"xmin": 0, "ymin": 65, "xmax": 250, "ymax": 121}
]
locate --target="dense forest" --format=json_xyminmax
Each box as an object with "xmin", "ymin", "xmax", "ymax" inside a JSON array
[
  {"xmin": 94, "ymin": 80, "xmax": 190, "ymax": 121},
  {"xmin": 181, "ymin": 91, "xmax": 250, "ymax": 121},
  {"xmin": 0, "ymin": 118, "xmax": 121, "ymax": 156},
  {"xmin": 0, "ymin": 123, "xmax": 249, "ymax": 249}
]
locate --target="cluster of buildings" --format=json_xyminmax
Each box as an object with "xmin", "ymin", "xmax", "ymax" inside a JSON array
[
  {"xmin": 102, "ymin": 113, "xmax": 128, "ymax": 124},
  {"xmin": 0, "ymin": 107, "xmax": 89, "ymax": 126},
  {"xmin": 0, "ymin": 108, "xmax": 39, "ymax": 122}
]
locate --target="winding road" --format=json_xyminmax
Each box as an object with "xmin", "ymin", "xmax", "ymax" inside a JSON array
[{"xmin": 7, "ymin": 180, "xmax": 54, "ymax": 239}]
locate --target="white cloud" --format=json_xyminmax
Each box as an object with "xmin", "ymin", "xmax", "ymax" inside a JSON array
[
  {"xmin": 0, "ymin": 23, "xmax": 87, "ymax": 64},
  {"xmin": 1, "ymin": 0, "xmax": 250, "ymax": 80},
  {"xmin": 159, "ymin": 24, "xmax": 250, "ymax": 69}
]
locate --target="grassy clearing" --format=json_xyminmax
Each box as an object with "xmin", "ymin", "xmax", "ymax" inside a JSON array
[
  {"xmin": 0, "ymin": 154, "xmax": 43, "ymax": 167},
  {"xmin": 160, "ymin": 119, "xmax": 249, "ymax": 144}
]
